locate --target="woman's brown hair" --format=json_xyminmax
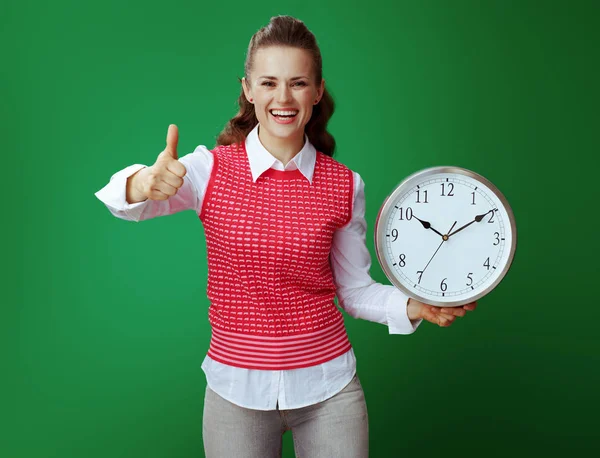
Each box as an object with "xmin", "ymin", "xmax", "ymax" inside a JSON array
[{"xmin": 215, "ymin": 15, "xmax": 336, "ymax": 157}]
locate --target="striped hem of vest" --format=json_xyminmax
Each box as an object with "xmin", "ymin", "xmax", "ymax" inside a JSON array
[{"xmin": 206, "ymin": 318, "xmax": 353, "ymax": 370}]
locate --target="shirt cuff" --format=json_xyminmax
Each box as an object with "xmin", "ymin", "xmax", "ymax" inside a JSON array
[
  {"xmin": 94, "ymin": 164, "xmax": 149, "ymax": 221},
  {"xmin": 385, "ymin": 288, "xmax": 423, "ymax": 334}
]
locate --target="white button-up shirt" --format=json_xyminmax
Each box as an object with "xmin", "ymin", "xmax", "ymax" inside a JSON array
[{"xmin": 95, "ymin": 124, "xmax": 422, "ymax": 410}]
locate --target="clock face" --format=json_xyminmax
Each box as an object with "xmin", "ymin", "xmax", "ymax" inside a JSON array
[{"xmin": 375, "ymin": 167, "xmax": 517, "ymax": 307}]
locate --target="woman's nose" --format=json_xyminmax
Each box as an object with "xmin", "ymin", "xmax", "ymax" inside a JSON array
[{"xmin": 276, "ymin": 85, "xmax": 293, "ymax": 103}]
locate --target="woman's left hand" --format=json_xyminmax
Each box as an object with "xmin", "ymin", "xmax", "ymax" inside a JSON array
[{"xmin": 407, "ymin": 298, "xmax": 478, "ymax": 327}]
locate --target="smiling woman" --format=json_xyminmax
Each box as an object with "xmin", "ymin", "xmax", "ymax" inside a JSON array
[
  {"xmin": 216, "ymin": 17, "xmax": 333, "ymax": 165},
  {"xmin": 95, "ymin": 14, "xmax": 476, "ymax": 458}
]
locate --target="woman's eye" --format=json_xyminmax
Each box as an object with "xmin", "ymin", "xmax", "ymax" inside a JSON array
[{"xmin": 261, "ymin": 81, "xmax": 307, "ymax": 87}]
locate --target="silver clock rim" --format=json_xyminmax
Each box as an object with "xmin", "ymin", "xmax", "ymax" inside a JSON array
[{"xmin": 374, "ymin": 166, "xmax": 518, "ymax": 307}]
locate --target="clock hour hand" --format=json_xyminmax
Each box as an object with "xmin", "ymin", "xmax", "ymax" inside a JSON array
[
  {"xmin": 447, "ymin": 209, "xmax": 494, "ymax": 238},
  {"xmin": 420, "ymin": 221, "xmax": 457, "ymax": 278},
  {"xmin": 412, "ymin": 215, "xmax": 445, "ymax": 238}
]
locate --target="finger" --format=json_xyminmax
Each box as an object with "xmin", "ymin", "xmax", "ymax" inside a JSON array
[
  {"xmin": 424, "ymin": 306, "xmax": 452, "ymax": 326},
  {"xmin": 424, "ymin": 305, "xmax": 440, "ymax": 317},
  {"xmin": 421, "ymin": 306, "xmax": 440, "ymax": 325},
  {"xmin": 165, "ymin": 124, "xmax": 179, "ymax": 159},
  {"xmin": 439, "ymin": 307, "xmax": 466, "ymax": 317},
  {"xmin": 160, "ymin": 171, "xmax": 185, "ymax": 190},
  {"xmin": 464, "ymin": 301, "xmax": 478, "ymax": 311},
  {"xmin": 438, "ymin": 312, "xmax": 456, "ymax": 322},
  {"xmin": 166, "ymin": 158, "xmax": 187, "ymax": 178},
  {"xmin": 437, "ymin": 315, "xmax": 452, "ymax": 327},
  {"xmin": 148, "ymin": 187, "xmax": 170, "ymax": 200},
  {"xmin": 424, "ymin": 306, "xmax": 451, "ymax": 326},
  {"xmin": 153, "ymin": 180, "xmax": 178, "ymax": 197}
]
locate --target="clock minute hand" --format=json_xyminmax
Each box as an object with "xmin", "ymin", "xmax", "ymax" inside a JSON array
[
  {"xmin": 447, "ymin": 209, "xmax": 494, "ymax": 238},
  {"xmin": 412, "ymin": 215, "xmax": 445, "ymax": 238}
]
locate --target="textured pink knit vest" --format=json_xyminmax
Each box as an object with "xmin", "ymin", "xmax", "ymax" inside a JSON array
[{"xmin": 199, "ymin": 140, "xmax": 354, "ymax": 370}]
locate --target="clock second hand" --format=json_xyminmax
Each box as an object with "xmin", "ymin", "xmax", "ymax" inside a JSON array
[{"xmin": 420, "ymin": 221, "xmax": 457, "ymax": 279}]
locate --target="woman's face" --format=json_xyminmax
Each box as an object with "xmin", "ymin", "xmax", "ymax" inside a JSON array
[{"xmin": 242, "ymin": 46, "xmax": 324, "ymax": 148}]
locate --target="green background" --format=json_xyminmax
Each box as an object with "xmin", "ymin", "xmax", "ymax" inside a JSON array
[{"xmin": 4, "ymin": 0, "xmax": 598, "ymax": 456}]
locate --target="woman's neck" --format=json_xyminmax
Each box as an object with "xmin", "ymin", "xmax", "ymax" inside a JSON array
[{"xmin": 258, "ymin": 125, "xmax": 305, "ymax": 167}]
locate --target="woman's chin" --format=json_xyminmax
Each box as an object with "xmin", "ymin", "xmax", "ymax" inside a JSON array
[{"xmin": 264, "ymin": 121, "xmax": 304, "ymax": 139}]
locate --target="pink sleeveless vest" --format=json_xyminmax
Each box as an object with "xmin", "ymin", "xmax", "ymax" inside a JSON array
[{"xmin": 199, "ymin": 140, "xmax": 354, "ymax": 370}]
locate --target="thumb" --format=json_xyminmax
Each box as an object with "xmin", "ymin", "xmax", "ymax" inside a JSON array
[{"xmin": 165, "ymin": 124, "xmax": 179, "ymax": 160}]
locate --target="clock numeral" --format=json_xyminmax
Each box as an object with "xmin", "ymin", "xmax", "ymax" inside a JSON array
[
  {"xmin": 440, "ymin": 183, "xmax": 455, "ymax": 196},
  {"xmin": 416, "ymin": 270, "xmax": 423, "ymax": 284},
  {"xmin": 488, "ymin": 210, "xmax": 495, "ymax": 223},
  {"xmin": 440, "ymin": 278, "xmax": 448, "ymax": 292},
  {"xmin": 399, "ymin": 253, "xmax": 406, "ymax": 267},
  {"xmin": 493, "ymin": 232, "xmax": 500, "ymax": 245},
  {"xmin": 416, "ymin": 190, "xmax": 429, "ymax": 203},
  {"xmin": 391, "ymin": 229, "xmax": 398, "ymax": 242},
  {"xmin": 471, "ymin": 192, "xmax": 476, "ymax": 205},
  {"xmin": 483, "ymin": 257, "xmax": 490, "ymax": 270},
  {"xmin": 466, "ymin": 273, "xmax": 473, "ymax": 286},
  {"xmin": 399, "ymin": 207, "xmax": 413, "ymax": 221}
]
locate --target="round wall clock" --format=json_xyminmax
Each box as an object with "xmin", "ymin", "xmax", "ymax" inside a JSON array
[{"xmin": 374, "ymin": 166, "xmax": 517, "ymax": 307}]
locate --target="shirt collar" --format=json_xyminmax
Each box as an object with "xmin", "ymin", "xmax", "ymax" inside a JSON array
[{"xmin": 244, "ymin": 123, "xmax": 316, "ymax": 183}]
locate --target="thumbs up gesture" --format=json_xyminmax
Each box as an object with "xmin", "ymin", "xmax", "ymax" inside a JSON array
[{"xmin": 130, "ymin": 124, "xmax": 188, "ymax": 202}]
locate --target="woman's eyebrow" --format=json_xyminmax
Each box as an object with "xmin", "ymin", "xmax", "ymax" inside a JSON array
[{"xmin": 259, "ymin": 76, "xmax": 310, "ymax": 81}]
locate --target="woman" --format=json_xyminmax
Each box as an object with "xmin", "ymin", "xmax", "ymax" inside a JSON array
[{"xmin": 95, "ymin": 15, "xmax": 477, "ymax": 458}]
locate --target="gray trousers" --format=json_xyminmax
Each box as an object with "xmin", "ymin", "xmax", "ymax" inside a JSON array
[{"xmin": 202, "ymin": 375, "xmax": 369, "ymax": 458}]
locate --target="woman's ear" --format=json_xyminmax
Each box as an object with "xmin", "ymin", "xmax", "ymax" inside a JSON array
[
  {"xmin": 316, "ymin": 78, "xmax": 325, "ymax": 104},
  {"xmin": 242, "ymin": 77, "xmax": 253, "ymax": 103}
]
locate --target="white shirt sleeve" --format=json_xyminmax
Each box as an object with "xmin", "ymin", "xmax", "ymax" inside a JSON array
[
  {"xmin": 93, "ymin": 145, "xmax": 214, "ymax": 222},
  {"xmin": 331, "ymin": 171, "xmax": 423, "ymax": 334}
]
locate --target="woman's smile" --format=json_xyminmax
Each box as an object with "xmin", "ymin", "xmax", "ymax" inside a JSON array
[{"xmin": 269, "ymin": 108, "xmax": 299, "ymax": 124}]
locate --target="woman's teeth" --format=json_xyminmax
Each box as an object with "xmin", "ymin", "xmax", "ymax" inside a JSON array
[{"xmin": 270, "ymin": 110, "xmax": 298, "ymax": 118}]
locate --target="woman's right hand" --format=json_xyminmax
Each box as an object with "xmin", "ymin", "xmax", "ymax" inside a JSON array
[{"xmin": 128, "ymin": 124, "xmax": 188, "ymax": 202}]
